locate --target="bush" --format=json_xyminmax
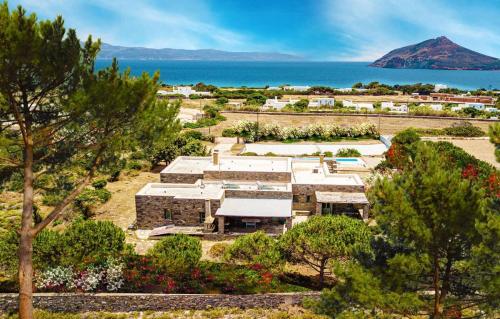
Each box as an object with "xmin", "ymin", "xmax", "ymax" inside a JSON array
[
  {"xmin": 208, "ymin": 242, "xmax": 230, "ymax": 259},
  {"xmin": 181, "ymin": 139, "xmax": 208, "ymax": 156},
  {"xmin": 324, "ymin": 151, "xmax": 333, "ymax": 157},
  {"xmin": 264, "ymin": 152, "xmax": 277, "ymax": 156},
  {"xmin": 41, "ymin": 193, "xmax": 65, "ymax": 206},
  {"xmin": 74, "ymin": 188, "xmax": 112, "ymax": 218},
  {"xmin": 127, "ymin": 161, "xmax": 143, "ymax": 170},
  {"xmin": 336, "ymin": 148, "xmax": 361, "ymax": 157},
  {"xmin": 226, "ymin": 121, "xmax": 379, "ymax": 142},
  {"xmin": 91, "ymin": 179, "xmax": 107, "ymax": 189},
  {"xmin": 181, "ymin": 130, "xmax": 204, "ymax": 141},
  {"xmin": 443, "ymin": 121, "xmax": 485, "ymax": 137},
  {"xmin": 33, "ymin": 230, "xmax": 64, "ymax": 270},
  {"xmin": 147, "ymin": 234, "xmax": 202, "ymax": 273},
  {"xmin": 225, "ymin": 231, "xmax": 283, "ymax": 269},
  {"xmin": 60, "ymin": 220, "xmax": 126, "ymax": 267}
]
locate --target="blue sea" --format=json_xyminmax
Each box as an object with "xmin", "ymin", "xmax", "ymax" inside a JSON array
[{"xmin": 95, "ymin": 60, "xmax": 500, "ymax": 90}]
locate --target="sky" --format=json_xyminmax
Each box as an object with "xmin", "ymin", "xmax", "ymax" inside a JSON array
[{"xmin": 10, "ymin": 0, "xmax": 500, "ymax": 61}]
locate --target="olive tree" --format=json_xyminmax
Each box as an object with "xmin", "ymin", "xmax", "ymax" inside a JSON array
[{"xmin": 280, "ymin": 215, "xmax": 372, "ymax": 287}]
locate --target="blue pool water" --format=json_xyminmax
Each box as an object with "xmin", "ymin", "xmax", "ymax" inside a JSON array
[
  {"xmin": 95, "ymin": 60, "xmax": 500, "ymax": 90},
  {"xmin": 335, "ymin": 158, "xmax": 359, "ymax": 162}
]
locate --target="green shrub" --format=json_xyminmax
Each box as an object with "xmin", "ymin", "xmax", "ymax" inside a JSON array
[
  {"xmin": 91, "ymin": 179, "xmax": 107, "ymax": 189},
  {"xmin": 181, "ymin": 130, "xmax": 204, "ymax": 141},
  {"xmin": 323, "ymin": 151, "xmax": 333, "ymax": 157},
  {"xmin": 336, "ymin": 148, "xmax": 361, "ymax": 157},
  {"xmin": 61, "ymin": 220, "xmax": 126, "ymax": 266},
  {"xmin": 74, "ymin": 188, "xmax": 112, "ymax": 218},
  {"xmin": 41, "ymin": 193, "xmax": 65, "ymax": 206},
  {"xmin": 225, "ymin": 231, "xmax": 283, "ymax": 269},
  {"xmin": 181, "ymin": 139, "xmax": 208, "ymax": 156},
  {"xmin": 240, "ymin": 152, "xmax": 258, "ymax": 156},
  {"xmin": 222, "ymin": 128, "xmax": 237, "ymax": 137},
  {"xmin": 33, "ymin": 230, "xmax": 63, "ymax": 270},
  {"xmin": 208, "ymin": 242, "xmax": 230, "ymax": 259},
  {"xmin": 147, "ymin": 234, "xmax": 202, "ymax": 273},
  {"xmin": 0, "ymin": 231, "xmax": 19, "ymax": 279},
  {"xmin": 127, "ymin": 161, "xmax": 143, "ymax": 170},
  {"xmin": 264, "ymin": 152, "xmax": 277, "ymax": 156},
  {"xmin": 442, "ymin": 122, "xmax": 485, "ymax": 137}
]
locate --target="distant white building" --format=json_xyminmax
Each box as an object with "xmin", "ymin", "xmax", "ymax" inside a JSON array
[
  {"xmin": 381, "ymin": 101, "xmax": 394, "ymax": 109},
  {"xmin": 382, "ymin": 102, "xmax": 408, "ymax": 113},
  {"xmin": 267, "ymin": 86, "xmax": 281, "ymax": 90},
  {"xmin": 434, "ymin": 84, "xmax": 448, "ymax": 92},
  {"xmin": 429, "ymin": 104, "xmax": 443, "ymax": 111},
  {"xmin": 283, "ymin": 85, "xmax": 310, "ymax": 92},
  {"xmin": 309, "ymin": 98, "xmax": 335, "ymax": 108},
  {"xmin": 463, "ymin": 102, "xmax": 485, "ymax": 110},
  {"xmin": 451, "ymin": 105, "xmax": 464, "ymax": 112},
  {"xmin": 263, "ymin": 97, "xmax": 300, "ymax": 110},
  {"xmin": 485, "ymin": 107, "xmax": 498, "ymax": 113},
  {"xmin": 157, "ymin": 86, "xmax": 211, "ymax": 98},
  {"xmin": 342, "ymin": 100, "xmax": 373, "ymax": 111},
  {"xmin": 355, "ymin": 103, "xmax": 374, "ymax": 111}
]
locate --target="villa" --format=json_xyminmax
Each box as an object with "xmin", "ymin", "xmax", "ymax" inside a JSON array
[
  {"xmin": 343, "ymin": 100, "xmax": 374, "ymax": 111},
  {"xmin": 283, "ymin": 85, "xmax": 311, "ymax": 92},
  {"xmin": 135, "ymin": 152, "xmax": 369, "ymax": 235},
  {"xmin": 381, "ymin": 102, "xmax": 408, "ymax": 113},
  {"xmin": 157, "ymin": 86, "xmax": 211, "ymax": 98},
  {"xmin": 308, "ymin": 97, "xmax": 335, "ymax": 108},
  {"xmin": 263, "ymin": 96, "xmax": 300, "ymax": 110}
]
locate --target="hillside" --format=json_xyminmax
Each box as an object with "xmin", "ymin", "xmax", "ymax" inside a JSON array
[
  {"xmin": 370, "ymin": 36, "xmax": 500, "ymax": 70},
  {"xmin": 97, "ymin": 43, "xmax": 303, "ymax": 61}
]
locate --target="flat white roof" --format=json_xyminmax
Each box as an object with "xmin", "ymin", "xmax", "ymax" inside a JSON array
[
  {"xmin": 315, "ymin": 191, "xmax": 369, "ymax": 204},
  {"xmin": 161, "ymin": 157, "xmax": 212, "ymax": 174},
  {"xmin": 205, "ymin": 156, "xmax": 291, "ymax": 173},
  {"xmin": 136, "ymin": 182, "xmax": 224, "ymax": 199},
  {"xmin": 216, "ymin": 198, "xmax": 292, "ymax": 218},
  {"xmin": 243, "ymin": 143, "xmax": 387, "ymax": 156},
  {"xmin": 291, "ymin": 161, "xmax": 363, "ymax": 185}
]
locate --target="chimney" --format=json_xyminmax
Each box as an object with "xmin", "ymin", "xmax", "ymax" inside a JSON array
[
  {"xmin": 212, "ymin": 149, "xmax": 220, "ymax": 165},
  {"xmin": 319, "ymin": 153, "xmax": 325, "ymax": 165}
]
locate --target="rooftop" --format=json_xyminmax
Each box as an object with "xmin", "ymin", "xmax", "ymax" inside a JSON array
[
  {"xmin": 291, "ymin": 160, "xmax": 364, "ymax": 185},
  {"xmin": 216, "ymin": 198, "xmax": 292, "ymax": 218},
  {"xmin": 136, "ymin": 182, "xmax": 223, "ymax": 199},
  {"xmin": 161, "ymin": 156, "xmax": 212, "ymax": 175},
  {"xmin": 315, "ymin": 191, "xmax": 369, "ymax": 204}
]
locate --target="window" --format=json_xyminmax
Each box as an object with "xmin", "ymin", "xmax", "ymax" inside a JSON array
[
  {"xmin": 306, "ymin": 195, "xmax": 311, "ymax": 203},
  {"xmin": 163, "ymin": 209, "xmax": 172, "ymax": 220},
  {"xmin": 199, "ymin": 211, "xmax": 206, "ymax": 224},
  {"xmin": 293, "ymin": 195, "xmax": 299, "ymax": 203}
]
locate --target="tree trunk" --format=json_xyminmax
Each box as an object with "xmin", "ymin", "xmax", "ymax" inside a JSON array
[
  {"xmin": 19, "ymin": 139, "xmax": 34, "ymax": 319},
  {"xmin": 432, "ymin": 254, "xmax": 443, "ymax": 319},
  {"xmin": 318, "ymin": 258, "xmax": 327, "ymax": 288}
]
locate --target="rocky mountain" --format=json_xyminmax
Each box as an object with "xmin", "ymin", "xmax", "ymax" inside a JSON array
[
  {"xmin": 97, "ymin": 43, "xmax": 303, "ymax": 61},
  {"xmin": 370, "ymin": 36, "xmax": 500, "ymax": 70}
]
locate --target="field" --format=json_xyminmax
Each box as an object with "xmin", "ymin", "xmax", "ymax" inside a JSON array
[{"xmin": 196, "ymin": 111, "xmax": 494, "ymax": 136}]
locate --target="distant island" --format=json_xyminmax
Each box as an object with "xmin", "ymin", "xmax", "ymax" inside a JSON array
[
  {"xmin": 370, "ymin": 36, "xmax": 500, "ymax": 70},
  {"xmin": 97, "ymin": 43, "xmax": 304, "ymax": 61}
]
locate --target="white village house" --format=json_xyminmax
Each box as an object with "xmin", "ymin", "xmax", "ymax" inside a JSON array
[
  {"xmin": 263, "ymin": 97, "xmax": 300, "ymax": 110},
  {"xmin": 157, "ymin": 86, "xmax": 211, "ymax": 98},
  {"xmin": 308, "ymin": 98, "xmax": 335, "ymax": 108}
]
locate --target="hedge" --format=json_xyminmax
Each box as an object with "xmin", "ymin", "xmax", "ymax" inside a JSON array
[{"xmin": 223, "ymin": 121, "xmax": 379, "ymax": 142}]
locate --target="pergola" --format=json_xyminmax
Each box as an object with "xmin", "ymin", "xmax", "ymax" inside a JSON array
[{"xmin": 314, "ymin": 191, "xmax": 369, "ymax": 220}]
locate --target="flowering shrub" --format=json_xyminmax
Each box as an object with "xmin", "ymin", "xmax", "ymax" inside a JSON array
[
  {"xmin": 35, "ymin": 258, "xmax": 125, "ymax": 292},
  {"xmin": 224, "ymin": 121, "xmax": 379, "ymax": 142}
]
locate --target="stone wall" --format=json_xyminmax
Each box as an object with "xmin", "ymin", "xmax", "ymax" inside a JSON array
[
  {"xmin": 0, "ymin": 292, "xmax": 320, "ymax": 313},
  {"xmin": 160, "ymin": 172, "xmax": 203, "ymax": 183},
  {"xmin": 224, "ymin": 189, "xmax": 292, "ymax": 199},
  {"xmin": 292, "ymin": 184, "xmax": 365, "ymax": 213},
  {"xmin": 203, "ymin": 171, "xmax": 291, "ymax": 183},
  {"xmin": 136, "ymin": 195, "xmax": 221, "ymax": 229}
]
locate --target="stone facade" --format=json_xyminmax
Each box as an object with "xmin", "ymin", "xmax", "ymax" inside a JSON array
[
  {"xmin": 203, "ymin": 170, "xmax": 291, "ymax": 183},
  {"xmin": 135, "ymin": 195, "xmax": 222, "ymax": 229},
  {"xmin": 0, "ymin": 292, "xmax": 320, "ymax": 313},
  {"xmin": 224, "ymin": 189, "xmax": 292, "ymax": 199},
  {"xmin": 160, "ymin": 172, "xmax": 203, "ymax": 183},
  {"xmin": 292, "ymin": 184, "xmax": 365, "ymax": 213}
]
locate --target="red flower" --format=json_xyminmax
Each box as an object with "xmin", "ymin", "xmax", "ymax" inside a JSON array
[
  {"xmin": 191, "ymin": 268, "xmax": 201, "ymax": 279},
  {"xmin": 250, "ymin": 263, "xmax": 264, "ymax": 271},
  {"xmin": 260, "ymin": 272, "xmax": 273, "ymax": 284},
  {"xmin": 461, "ymin": 164, "xmax": 478, "ymax": 179}
]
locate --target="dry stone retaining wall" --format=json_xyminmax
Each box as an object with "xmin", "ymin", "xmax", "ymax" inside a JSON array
[{"xmin": 0, "ymin": 292, "xmax": 320, "ymax": 313}]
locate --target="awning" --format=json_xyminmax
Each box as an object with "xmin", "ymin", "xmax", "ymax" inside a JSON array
[
  {"xmin": 315, "ymin": 191, "xmax": 369, "ymax": 204},
  {"xmin": 216, "ymin": 198, "xmax": 292, "ymax": 218}
]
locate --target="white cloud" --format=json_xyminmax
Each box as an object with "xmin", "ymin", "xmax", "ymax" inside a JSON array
[
  {"xmin": 12, "ymin": 0, "xmax": 253, "ymax": 51},
  {"xmin": 321, "ymin": 0, "xmax": 500, "ymax": 61}
]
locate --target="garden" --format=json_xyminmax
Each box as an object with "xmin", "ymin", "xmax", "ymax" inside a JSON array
[{"xmin": 222, "ymin": 121, "xmax": 379, "ymax": 142}]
